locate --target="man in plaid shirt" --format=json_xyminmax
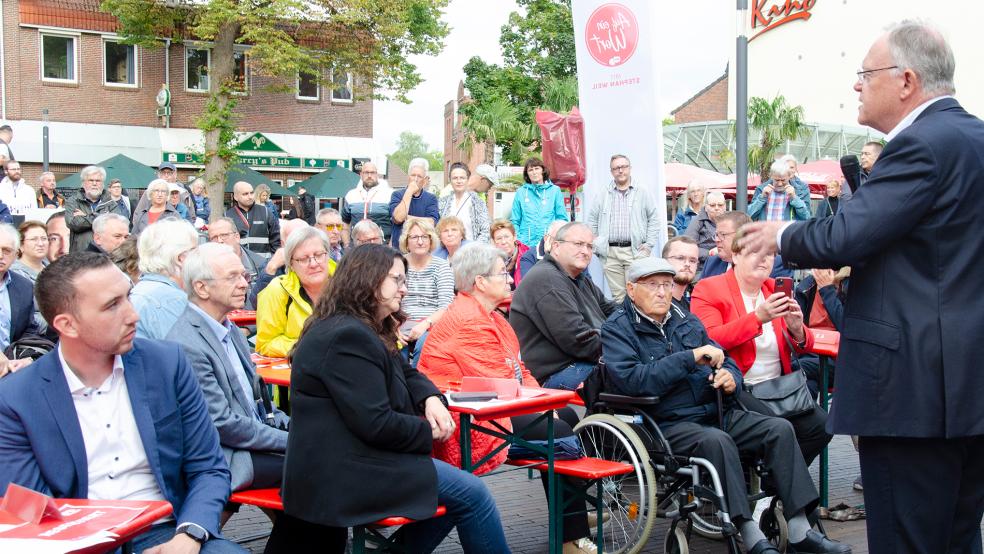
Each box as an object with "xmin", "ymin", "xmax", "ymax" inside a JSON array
[{"xmin": 747, "ymin": 158, "xmax": 812, "ymax": 221}]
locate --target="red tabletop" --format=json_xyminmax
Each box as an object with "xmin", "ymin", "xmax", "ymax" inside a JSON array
[
  {"xmin": 447, "ymin": 388, "xmax": 575, "ymax": 421},
  {"xmin": 228, "ymin": 309, "xmax": 257, "ymax": 326},
  {"xmin": 257, "ymin": 366, "xmax": 291, "ymax": 387},
  {"xmin": 809, "ymin": 329, "xmax": 840, "ymax": 358}
]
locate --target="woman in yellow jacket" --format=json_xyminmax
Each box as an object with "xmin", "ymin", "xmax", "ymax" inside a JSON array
[{"xmin": 256, "ymin": 226, "xmax": 337, "ymax": 357}]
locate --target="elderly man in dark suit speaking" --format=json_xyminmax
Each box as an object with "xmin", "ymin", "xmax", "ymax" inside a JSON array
[
  {"xmin": 166, "ymin": 243, "xmax": 289, "ymax": 502},
  {"xmin": 741, "ymin": 21, "xmax": 984, "ymax": 554}
]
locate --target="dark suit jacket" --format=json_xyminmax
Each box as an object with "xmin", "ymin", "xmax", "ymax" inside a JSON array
[
  {"xmin": 7, "ymin": 271, "xmax": 35, "ymax": 345},
  {"xmin": 700, "ymin": 254, "xmax": 793, "ymax": 280},
  {"xmin": 282, "ymin": 314, "xmax": 441, "ymax": 526},
  {"xmin": 780, "ymin": 98, "xmax": 984, "ymax": 438},
  {"xmin": 0, "ymin": 339, "xmax": 231, "ymax": 536},
  {"xmin": 166, "ymin": 306, "xmax": 288, "ymax": 491}
]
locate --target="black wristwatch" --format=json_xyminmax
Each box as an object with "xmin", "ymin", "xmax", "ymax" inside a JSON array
[{"xmin": 176, "ymin": 522, "xmax": 209, "ymax": 543}]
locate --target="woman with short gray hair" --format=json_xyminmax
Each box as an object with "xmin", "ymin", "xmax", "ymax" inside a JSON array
[{"xmin": 418, "ymin": 242, "xmax": 594, "ymax": 551}]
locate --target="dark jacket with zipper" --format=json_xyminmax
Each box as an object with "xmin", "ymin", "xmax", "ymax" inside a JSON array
[{"xmin": 601, "ymin": 297, "xmax": 743, "ymax": 425}]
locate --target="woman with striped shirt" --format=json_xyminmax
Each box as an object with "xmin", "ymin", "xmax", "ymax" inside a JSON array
[{"xmin": 399, "ymin": 216, "xmax": 455, "ymax": 367}]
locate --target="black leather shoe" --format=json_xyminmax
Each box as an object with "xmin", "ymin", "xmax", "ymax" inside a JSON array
[
  {"xmin": 748, "ymin": 539, "xmax": 782, "ymax": 554},
  {"xmin": 788, "ymin": 530, "xmax": 852, "ymax": 553}
]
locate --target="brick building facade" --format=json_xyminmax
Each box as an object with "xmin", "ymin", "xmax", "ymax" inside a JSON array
[
  {"xmin": 2, "ymin": 0, "xmax": 378, "ymax": 194},
  {"xmin": 670, "ymin": 69, "xmax": 728, "ymax": 125},
  {"xmin": 443, "ymin": 80, "xmax": 486, "ymax": 175}
]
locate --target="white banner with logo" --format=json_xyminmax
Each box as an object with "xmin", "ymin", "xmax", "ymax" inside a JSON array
[{"xmin": 571, "ymin": 0, "xmax": 667, "ymax": 253}]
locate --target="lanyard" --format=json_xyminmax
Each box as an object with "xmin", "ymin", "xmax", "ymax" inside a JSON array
[
  {"xmin": 361, "ymin": 186, "xmax": 378, "ymax": 220},
  {"xmin": 234, "ymin": 205, "xmax": 251, "ymax": 231}
]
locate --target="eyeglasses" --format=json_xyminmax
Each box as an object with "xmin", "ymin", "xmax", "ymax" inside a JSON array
[
  {"xmin": 205, "ymin": 272, "xmax": 254, "ymax": 285},
  {"xmin": 610, "ymin": 164, "xmax": 630, "ymax": 172},
  {"xmin": 358, "ymin": 236, "xmax": 384, "ymax": 245},
  {"xmin": 387, "ymin": 273, "xmax": 407, "ymax": 288},
  {"xmin": 856, "ymin": 65, "xmax": 898, "ymax": 82},
  {"xmin": 209, "ymin": 231, "xmax": 239, "ymax": 243},
  {"xmin": 714, "ymin": 230, "xmax": 736, "ymax": 240},
  {"xmin": 24, "ymin": 236, "xmax": 50, "ymax": 244},
  {"xmin": 322, "ymin": 224, "xmax": 344, "ymax": 231},
  {"xmin": 407, "ymin": 234, "xmax": 430, "ymax": 243},
  {"xmin": 292, "ymin": 251, "xmax": 328, "ymax": 266},
  {"xmin": 483, "ymin": 271, "xmax": 513, "ymax": 282},
  {"xmin": 667, "ymin": 255, "xmax": 699, "ymax": 267},
  {"xmin": 151, "ymin": 189, "xmax": 168, "ymax": 195},
  {"xmin": 555, "ymin": 240, "xmax": 593, "ymax": 251},
  {"xmin": 634, "ymin": 281, "xmax": 673, "ymax": 292}
]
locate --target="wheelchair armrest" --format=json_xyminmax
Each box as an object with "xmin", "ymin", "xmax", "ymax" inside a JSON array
[{"xmin": 597, "ymin": 392, "xmax": 660, "ymax": 406}]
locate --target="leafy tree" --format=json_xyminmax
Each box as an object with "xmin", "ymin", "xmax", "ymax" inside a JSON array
[
  {"xmin": 459, "ymin": 0, "xmax": 575, "ymax": 164},
  {"xmin": 102, "ymin": 0, "xmax": 449, "ymax": 219},
  {"xmin": 747, "ymin": 95, "xmax": 807, "ymax": 180},
  {"xmin": 388, "ymin": 131, "xmax": 443, "ymax": 174}
]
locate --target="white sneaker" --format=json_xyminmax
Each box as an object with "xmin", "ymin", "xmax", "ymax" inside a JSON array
[
  {"xmin": 563, "ymin": 537, "xmax": 598, "ymax": 554},
  {"xmin": 752, "ymin": 495, "xmax": 773, "ymax": 524}
]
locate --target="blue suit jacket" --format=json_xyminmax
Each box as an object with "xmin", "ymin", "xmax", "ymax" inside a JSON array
[
  {"xmin": 7, "ymin": 271, "xmax": 36, "ymax": 345},
  {"xmin": 780, "ymin": 98, "xmax": 984, "ymax": 438},
  {"xmin": 0, "ymin": 339, "xmax": 230, "ymax": 536}
]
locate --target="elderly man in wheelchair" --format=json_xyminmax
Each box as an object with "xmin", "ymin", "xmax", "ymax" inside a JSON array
[{"xmin": 596, "ymin": 258, "xmax": 849, "ymax": 554}]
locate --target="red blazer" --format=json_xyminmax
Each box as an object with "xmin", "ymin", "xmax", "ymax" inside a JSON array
[{"xmin": 691, "ymin": 269, "xmax": 814, "ymax": 376}]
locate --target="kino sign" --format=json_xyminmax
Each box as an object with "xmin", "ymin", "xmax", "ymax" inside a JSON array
[{"xmin": 749, "ymin": 0, "xmax": 816, "ymax": 42}]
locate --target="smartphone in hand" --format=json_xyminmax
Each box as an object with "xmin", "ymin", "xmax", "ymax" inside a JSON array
[{"xmin": 775, "ymin": 277, "xmax": 793, "ymax": 298}]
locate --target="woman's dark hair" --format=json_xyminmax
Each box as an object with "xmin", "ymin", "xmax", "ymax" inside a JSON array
[
  {"xmin": 448, "ymin": 161, "xmax": 471, "ymax": 179},
  {"xmin": 298, "ymin": 244, "xmax": 408, "ymax": 353},
  {"xmin": 522, "ymin": 157, "xmax": 550, "ymax": 183}
]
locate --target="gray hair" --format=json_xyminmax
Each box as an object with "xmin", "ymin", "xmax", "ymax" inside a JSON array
[
  {"xmin": 887, "ymin": 20, "xmax": 955, "ymax": 96},
  {"xmin": 407, "ymin": 157, "xmax": 430, "ymax": 175},
  {"xmin": 554, "ymin": 221, "xmax": 591, "ymax": 242},
  {"xmin": 182, "ymin": 242, "xmax": 235, "ymax": 297},
  {"xmin": 137, "ymin": 218, "xmax": 199, "ymax": 277},
  {"xmin": 209, "ymin": 216, "xmax": 237, "ymax": 231},
  {"xmin": 352, "ymin": 219, "xmax": 382, "ymax": 240},
  {"xmin": 285, "ymin": 226, "xmax": 330, "ymax": 268},
  {"xmin": 769, "ymin": 160, "xmax": 791, "ymax": 179},
  {"xmin": 705, "ymin": 191, "xmax": 725, "ymax": 204},
  {"xmin": 778, "ymin": 154, "xmax": 797, "ymax": 169},
  {"xmin": 316, "ymin": 207, "xmax": 340, "ymax": 221},
  {"xmin": 0, "ymin": 223, "xmax": 20, "ymax": 252},
  {"xmin": 146, "ymin": 178, "xmax": 170, "ymax": 193},
  {"xmin": 92, "ymin": 213, "xmax": 130, "ymax": 235},
  {"xmin": 452, "ymin": 242, "xmax": 507, "ymax": 293},
  {"xmin": 80, "ymin": 165, "xmax": 107, "ymax": 182},
  {"xmin": 684, "ymin": 179, "xmax": 706, "ymax": 196},
  {"xmin": 39, "ymin": 171, "xmax": 55, "ymax": 181}
]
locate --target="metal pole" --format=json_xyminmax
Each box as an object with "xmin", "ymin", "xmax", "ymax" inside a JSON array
[
  {"xmin": 42, "ymin": 108, "xmax": 49, "ymax": 172},
  {"xmin": 736, "ymin": 1, "xmax": 749, "ymax": 211}
]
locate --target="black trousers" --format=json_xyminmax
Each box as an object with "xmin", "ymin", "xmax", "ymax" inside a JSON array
[
  {"xmin": 263, "ymin": 512, "xmax": 346, "ymax": 554},
  {"xmin": 859, "ymin": 435, "xmax": 984, "ymax": 554},
  {"xmin": 739, "ymin": 387, "xmax": 832, "ymax": 466},
  {"xmin": 660, "ymin": 409, "xmax": 819, "ymax": 522},
  {"xmin": 512, "ymin": 407, "xmax": 590, "ymax": 542}
]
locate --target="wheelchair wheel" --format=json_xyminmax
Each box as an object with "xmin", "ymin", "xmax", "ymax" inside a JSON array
[
  {"xmin": 759, "ymin": 498, "xmax": 788, "ymax": 552},
  {"xmin": 663, "ymin": 523, "xmax": 689, "ymax": 554},
  {"xmin": 574, "ymin": 414, "xmax": 658, "ymax": 554},
  {"xmin": 689, "ymin": 501, "xmax": 726, "ymax": 539}
]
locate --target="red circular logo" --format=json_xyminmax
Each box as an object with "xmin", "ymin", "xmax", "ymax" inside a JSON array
[{"xmin": 584, "ymin": 3, "xmax": 639, "ymax": 67}]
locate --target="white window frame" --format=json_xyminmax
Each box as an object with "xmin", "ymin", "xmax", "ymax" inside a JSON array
[
  {"xmin": 296, "ymin": 70, "xmax": 320, "ymax": 101},
  {"xmin": 102, "ymin": 37, "xmax": 138, "ymax": 88},
  {"xmin": 185, "ymin": 45, "xmax": 211, "ymax": 92},
  {"xmin": 330, "ymin": 71, "xmax": 353, "ymax": 104},
  {"xmin": 39, "ymin": 31, "xmax": 79, "ymax": 84}
]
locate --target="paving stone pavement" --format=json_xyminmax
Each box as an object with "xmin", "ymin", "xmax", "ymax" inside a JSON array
[{"xmin": 226, "ymin": 434, "xmax": 902, "ymax": 553}]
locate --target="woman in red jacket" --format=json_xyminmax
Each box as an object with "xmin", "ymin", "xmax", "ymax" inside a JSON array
[
  {"xmin": 691, "ymin": 231, "xmax": 832, "ymax": 465},
  {"xmin": 418, "ymin": 242, "xmax": 595, "ymax": 553}
]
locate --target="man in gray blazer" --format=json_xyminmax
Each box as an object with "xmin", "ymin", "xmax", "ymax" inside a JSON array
[{"xmin": 166, "ymin": 243, "xmax": 288, "ymax": 500}]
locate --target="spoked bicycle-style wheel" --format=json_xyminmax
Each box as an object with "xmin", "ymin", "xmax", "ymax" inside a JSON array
[{"xmin": 574, "ymin": 414, "xmax": 658, "ymax": 554}]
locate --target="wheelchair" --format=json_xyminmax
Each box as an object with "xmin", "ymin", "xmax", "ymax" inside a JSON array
[{"xmin": 573, "ymin": 367, "xmax": 789, "ymax": 554}]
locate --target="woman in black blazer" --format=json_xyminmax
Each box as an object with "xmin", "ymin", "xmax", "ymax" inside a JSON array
[{"xmin": 265, "ymin": 244, "xmax": 510, "ymax": 554}]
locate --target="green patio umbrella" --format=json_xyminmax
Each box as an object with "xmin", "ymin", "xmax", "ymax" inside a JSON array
[
  {"xmin": 224, "ymin": 164, "xmax": 295, "ymax": 195},
  {"xmin": 56, "ymin": 154, "xmax": 159, "ymax": 190},
  {"xmin": 294, "ymin": 165, "xmax": 359, "ymax": 198}
]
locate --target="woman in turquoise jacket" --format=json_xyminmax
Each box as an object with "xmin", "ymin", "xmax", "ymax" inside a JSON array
[{"xmin": 509, "ymin": 157, "xmax": 568, "ymax": 247}]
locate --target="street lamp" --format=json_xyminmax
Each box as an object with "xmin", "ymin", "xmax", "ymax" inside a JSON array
[
  {"xmin": 736, "ymin": 0, "xmax": 749, "ymax": 211},
  {"xmin": 42, "ymin": 108, "xmax": 49, "ymax": 172}
]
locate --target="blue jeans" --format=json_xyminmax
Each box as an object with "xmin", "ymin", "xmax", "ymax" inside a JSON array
[
  {"xmin": 542, "ymin": 361, "xmax": 596, "ymax": 391},
  {"xmin": 124, "ymin": 523, "xmax": 247, "ymax": 553},
  {"xmin": 396, "ymin": 458, "xmax": 510, "ymax": 553},
  {"xmin": 400, "ymin": 330, "xmax": 430, "ymax": 369}
]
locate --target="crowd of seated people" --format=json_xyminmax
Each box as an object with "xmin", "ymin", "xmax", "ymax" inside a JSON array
[{"xmin": 0, "ymin": 153, "xmax": 858, "ymax": 554}]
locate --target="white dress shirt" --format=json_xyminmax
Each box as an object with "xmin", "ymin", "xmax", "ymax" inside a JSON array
[{"xmin": 59, "ymin": 347, "xmax": 169, "ymax": 506}]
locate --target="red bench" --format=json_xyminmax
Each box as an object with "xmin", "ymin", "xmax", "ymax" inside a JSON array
[{"xmin": 228, "ymin": 488, "xmax": 447, "ymax": 552}]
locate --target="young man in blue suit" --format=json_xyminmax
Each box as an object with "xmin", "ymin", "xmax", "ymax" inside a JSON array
[
  {"xmin": 742, "ymin": 21, "xmax": 984, "ymax": 554},
  {"xmin": 0, "ymin": 251, "xmax": 244, "ymax": 553}
]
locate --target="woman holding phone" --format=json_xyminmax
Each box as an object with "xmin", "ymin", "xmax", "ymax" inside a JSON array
[{"xmin": 690, "ymin": 228, "xmax": 831, "ymax": 465}]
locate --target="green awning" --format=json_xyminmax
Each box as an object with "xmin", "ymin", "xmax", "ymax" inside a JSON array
[
  {"xmin": 224, "ymin": 164, "xmax": 295, "ymax": 196},
  {"xmin": 56, "ymin": 154, "xmax": 159, "ymax": 190},
  {"xmin": 294, "ymin": 165, "xmax": 359, "ymax": 198}
]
